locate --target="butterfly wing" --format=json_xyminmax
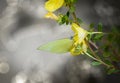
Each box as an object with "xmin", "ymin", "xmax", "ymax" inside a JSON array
[{"xmin": 37, "ymin": 38, "xmax": 73, "ymax": 54}]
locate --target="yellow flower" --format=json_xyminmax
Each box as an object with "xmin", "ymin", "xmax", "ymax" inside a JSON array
[
  {"xmin": 70, "ymin": 23, "xmax": 88, "ymax": 55},
  {"xmin": 45, "ymin": 12, "xmax": 58, "ymax": 20},
  {"xmin": 45, "ymin": 0, "xmax": 64, "ymax": 12},
  {"xmin": 70, "ymin": 40, "xmax": 88, "ymax": 55},
  {"xmin": 71, "ymin": 23, "xmax": 88, "ymax": 43}
]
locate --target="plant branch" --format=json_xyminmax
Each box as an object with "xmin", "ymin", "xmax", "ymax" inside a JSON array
[
  {"xmin": 86, "ymin": 40, "xmax": 111, "ymax": 68},
  {"xmin": 67, "ymin": 2, "xmax": 113, "ymax": 68}
]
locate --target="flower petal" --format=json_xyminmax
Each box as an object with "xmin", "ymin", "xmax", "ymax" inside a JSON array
[
  {"xmin": 70, "ymin": 23, "xmax": 88, "ymax": 56},
  {"xmin": 72, "ymin": 23, "xmax": 88, "ymax": 43},
  {"xmin": 45, "ymin": 0, "xmax": 64, "ymax": 12},
  {"xmin": 45, "ymin": 12, "xmax": 58, "ymax": 20}
]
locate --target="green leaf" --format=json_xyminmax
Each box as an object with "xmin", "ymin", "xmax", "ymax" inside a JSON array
[
  {"xmin": 58, "ymin": 14, "xmax": 69, "ymax": 25},
  {"xmin": 105, "ymin": 60, "xmax": 112, "ymax": 66},
  {"xmin": 65, "ymin": 0, "xmax": 78, "ymax": 4},
  {"xmin": 87, "ymin": 34, "xmax": 91, "ymax": 40},
  {"xmin": 70, "ymin": 0, "xmax": 78, "ymax": 3},
  {"xmin": 65, "ymin": 0, "xmax": 71, "ymax": 4},
  {"xmin": 64, "ymin": 15, "xmax": 69, "ymax": 25},
  {"xmin": 91, "ymin": 61, "xmax": 101, "ymax": 66},
  {"xmin": 37, "ymin": 38, "xmax": 73, "ymax": 54},
  {"xmin": 57, "ymin": 15, "xmax": 64, "ymax": 25},
  {"xmin": 107, "ymin": 68, "xmax": 120, "ymax": 75},
  {"xmin": 107, "ymin": 68, "xmax": 115, "ymax": 74},
  {"xmin": 98, "ymin": 23, "xmax": 103, "ymax": 31},
  {"xmin": 103, "ymin": 52, "xmax": 110, "ymax": 57},
  {"xmin": 89, "ymin": 23, "xmax": 94, "ymax": 29},
  {"xmin": 66, "ymin": 11, "xmax": 70, "ymax": 17},
  {"xmin": 93, "ymin": 34, "xmax": 103, "ymax": 42},
  {"xmin": 69, "ymin": 6, "xmax": 75, "ymax": 13},
  {"xmin": 77, "ymin": 18, "xmax": 83, "ymax": 24}
]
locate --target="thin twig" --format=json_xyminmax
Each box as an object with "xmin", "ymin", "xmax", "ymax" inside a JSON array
[
  {"xmin": 86, "ymin": 40, "xmax": 111, "ymax": 68},
  {"xmin": 85, "ymin": 52, "xmax": 110, "ymax": 68},
  {"xmin": 89, "ymin": 41, "xmax": 98, "ymax": 49}
]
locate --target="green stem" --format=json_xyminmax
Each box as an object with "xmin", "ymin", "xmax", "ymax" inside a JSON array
[
  {"xmin": 86, "ymin": 40, "xmax": 111, "ymax": 68},
  {"xmin": 67, "ymin": 4, "xmax": 79, "ymax": 25},
  {"xmin": 72, "ymin": 12, "xmax": 78, "ymax": 23},
  {"xmin": 85, "ymin": 52, "xmax": 110, "ymax": 68},
  {"xmin": 90, "ymin": 32, "xmax": 103, "ymax": 34},
  {"xmin": 89, "ymin": 41, "xmax": 98, "ymax": 49}
]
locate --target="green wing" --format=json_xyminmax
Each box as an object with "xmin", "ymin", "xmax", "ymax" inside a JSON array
[{"xmin": 37, "ymin": 38, "xmax": 73, "ymax": 54}]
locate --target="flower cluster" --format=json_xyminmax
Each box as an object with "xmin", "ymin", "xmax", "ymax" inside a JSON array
[
  {"xmin": 45, "ymin": 0, "xmax": 88, "ymax": 56},
  {"xmin": 45, "ymin": 0, "xmax": 64, "ymax": 20},
  {"xmin": 70, "ymin": 23, "xmax": 88, "ymax": 55},
  {"xmin": 38, "ymin": 0, "xmax": 120, "ymax": 74}
]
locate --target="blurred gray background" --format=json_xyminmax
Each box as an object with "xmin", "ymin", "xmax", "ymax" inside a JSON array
[{"xmin": 0, "ymin": 0, "xmax": 120, "ymax": 83}]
